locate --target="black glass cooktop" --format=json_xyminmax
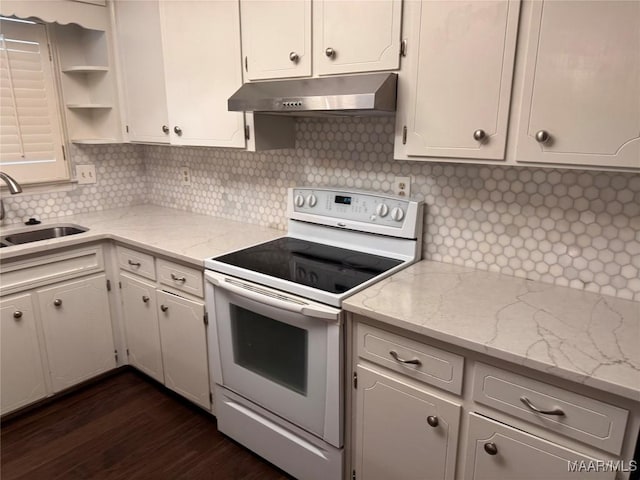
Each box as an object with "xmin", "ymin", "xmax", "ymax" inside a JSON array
[{"xmin": 214, "ymin": 237, "xmax": 402, "ymax": 294}]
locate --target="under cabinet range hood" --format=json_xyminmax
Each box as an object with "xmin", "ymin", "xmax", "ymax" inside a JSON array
[{"xmin": 228, "ymin": 73, "xmax": 397, "ymax": 117}]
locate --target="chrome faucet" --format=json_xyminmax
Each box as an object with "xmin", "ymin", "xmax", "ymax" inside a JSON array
[{"xmin": 0, "ymin": 172, "xmax": 23, "ymax": 221}]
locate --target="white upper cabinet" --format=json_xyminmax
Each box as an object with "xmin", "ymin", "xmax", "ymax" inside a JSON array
[
  {"xmin": 398, "ymin": 0, "xmax": 520, "ymax": 161},
  {"xmin": 514, "ymin": 1, "xmax": 640, "ymax": 169},
  {"xmin": 314, "ymin": 0, "xmax": 402, "ymax": 76},
  {"xmin": 114, "ymin": 0, "xmax": 246, "ymax": 148},
  {"xmin": 240, "ymin": 0, "xmax": 312, "ymax": 80}
]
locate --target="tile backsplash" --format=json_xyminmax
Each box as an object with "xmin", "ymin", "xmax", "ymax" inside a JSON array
[{"xmin": 2, "ymin": 117, "xmax": 639, "ymax": 301}]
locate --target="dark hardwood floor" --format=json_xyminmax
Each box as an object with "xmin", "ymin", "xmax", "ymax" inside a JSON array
[{"xmin": 1, "ymin": 369, "xmax": 291, "ymax": 479}]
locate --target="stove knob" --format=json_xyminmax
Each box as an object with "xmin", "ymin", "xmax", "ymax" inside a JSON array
[
  {"xmin": 376, "ymin": 203, "xmax": 389, "ymax": 217},
  {"xmin": 307, "ymin": 194, "xmax": 317, "ymax": 207},
  {"xmin": 295, "ymin": 194, "xmax": 305, "ymax": 207},
  {"xmin": 391, "ymin": 207, "xmax": 405, "ymax": 222}
]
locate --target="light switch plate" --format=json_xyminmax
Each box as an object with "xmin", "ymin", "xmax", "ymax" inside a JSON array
[{"xmin": 76, "ymin": 164, "xmax": 96, "ymax": 185}]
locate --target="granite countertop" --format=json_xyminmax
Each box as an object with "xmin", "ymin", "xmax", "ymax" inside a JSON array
[
  {"xmin": 0, "ymin": 205, "xmax": 283, "ymax": 266},
  {"xmin": 344, "ymin": 260, "xmax": 640, "ymax": 402}
]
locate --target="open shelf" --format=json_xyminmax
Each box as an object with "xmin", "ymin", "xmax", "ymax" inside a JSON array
[{"xmin": 62, "ymin": 66, "xmax": 109, "ymax": 73}]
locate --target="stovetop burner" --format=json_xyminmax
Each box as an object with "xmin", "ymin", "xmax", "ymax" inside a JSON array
[{"xmin": 214, "ymin": 237, "xmax": 402, "ymax": 294}]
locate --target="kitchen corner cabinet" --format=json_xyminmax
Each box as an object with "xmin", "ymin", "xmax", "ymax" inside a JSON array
[
  {"xmin": 0, "ymin": 294, "xmax": 47, "ymax": 415},
  {"xmin": 117, "ymin": 246, "xmax": 210, "ymax": 410},
  {"xmin": 514, "ymin": 1, "xmax": 640, "ymax": 169},
  {"xmin": 396, "ymin": 0, "xmax": 520, "ymax": 161},
  {"xmin": 114, "ymin": 0, "xmax": 246, "ymax": 148}
]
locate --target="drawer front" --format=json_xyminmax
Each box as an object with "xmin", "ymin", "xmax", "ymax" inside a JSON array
[
  {"xmin": 472, "ymin": 363, "xmax": 628, "ymax": 455},
  {"xmin": 157, "ymin": 259, "xmax": 203, "ymax": 298},
  {"xmin": 357, "ymin": 322, "xmax": 464, "ymax": 394},
  {"xmin": 0, "ymin": 246, "xmax": 104, "ymax": 296},
  {"xmin": 117, "ymin": 245, "xmax": 156, "ymax": 280}
]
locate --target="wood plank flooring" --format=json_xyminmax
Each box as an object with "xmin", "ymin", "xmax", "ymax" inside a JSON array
[{"xmin": 1, "ymin": 369, "xmax": 291, "ymax": 479}]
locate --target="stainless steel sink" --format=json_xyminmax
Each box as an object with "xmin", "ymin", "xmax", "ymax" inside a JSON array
[{"xmin": 0, "ymin": 224, "xmax": 89, "ymax": 246}]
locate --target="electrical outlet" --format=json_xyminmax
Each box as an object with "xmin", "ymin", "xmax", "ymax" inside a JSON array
[
  {"xmin": 76, "ymin": 164, "xmax": 96, "ymax": 185},
  {"xmin": 393, "ymin": 176, "xmax": 411, "ymax": 197},
  {"xmin": 180, "ymin": 166, "xmax": 191, "ymax": 186}
]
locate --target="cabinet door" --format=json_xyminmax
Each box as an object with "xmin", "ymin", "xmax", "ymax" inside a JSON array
[
  {"xmin": 515, "ymin": 1, "xmax": 640, "ymax": 168},
  {"xmin": 240, "ymin": 0, "xmax": 311, "ymax": 80},
  {"xmin": 354, "ymin": 365, "xmax": 460, "ymax": 480},
  {"xmin": 401, "ymin": 0, "xmax": 520, "ymax": 160},
  {"xmin": 160, "ymin": 0, "xmax": 246, "ymax": 148},
  {"xmin": 314, "ymin": 0, "xmax": 402, "ymax": 76},
  {"xmin": 465, "ymin": 413, "xmax": 616, "ymax": 480},
  {"xmin": 120, "ymin": 273, "xmax": 164, "ymax": 383},
  {"xmin": 0, "ymin": 294, "xmax": 47, "ymax": 414},
  {"xmin": 38, "ymin": 274, "xmax": 115, "ymax": 392},
  {"xmin": 114, "ymin": 0, "xmax": 170, "ymax": 143},
  {"xmin": 157, "ymin": 291, "xmax": 209, "ymax": 409}
]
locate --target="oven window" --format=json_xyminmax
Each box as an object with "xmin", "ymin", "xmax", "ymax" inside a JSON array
[{"xmin": 230, "ymin": 304, "xmax": 308, "ymax": 396}]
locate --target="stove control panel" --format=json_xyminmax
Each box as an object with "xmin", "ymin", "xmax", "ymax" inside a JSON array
[{"xmin": 290, "ymin": 187, "xmax": 418, "ymax": 229}]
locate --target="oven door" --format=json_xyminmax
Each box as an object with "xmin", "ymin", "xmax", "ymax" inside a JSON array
[{"xmin": 205, "ymin": 271, "xmax": 343, "ymax": 447}]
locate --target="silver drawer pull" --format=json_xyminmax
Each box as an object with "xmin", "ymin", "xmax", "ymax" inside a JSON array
[
  {"xmin": 142, "ymin": 295, "xmax": 150, "ymax": 303},
  {"xmin": 128, "ymin": 260, "xmax": 141, "ymax": 267},
  {"xmin": 389, "ymin": 350, "xmax": 422, "ymax": 366},
  {"xmin": 171, "ymin": 273, "xmax": 186, "ymax": 283},
  {"xmin": 520, "ymin": 396, "xmax": 565, "ymax": 416},
  {"xmin": 160, "ymin": 304, "xmax": 169, "ymax": 312}
]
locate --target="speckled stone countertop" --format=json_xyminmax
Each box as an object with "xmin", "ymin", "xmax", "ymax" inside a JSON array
[
  {"xmin": 344, "ymin": 260, "xmax": 640, "ymax": 402},
  {"xmin": 0, "ymin": 205, "xmax": 283, "ymax": 266}
]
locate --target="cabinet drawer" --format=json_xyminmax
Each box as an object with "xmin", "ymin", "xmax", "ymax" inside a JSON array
[
  {"xmin": 117, "ymin": 245, "xmax": 156, "ymax": 280},
  {"xmin": 357, "ymin": 323, "xmax": 464, "ymax": 395},
  {"xmin": 472, "ymin": 363, "xmax": 628, "ymax": 455},
  {"xmin": 157, "ymin": 259, "xmax": 203, "ymax": 298},
  {"xmin": 0, "ymin": 246, "xmax": 104, "ymax": 296}
]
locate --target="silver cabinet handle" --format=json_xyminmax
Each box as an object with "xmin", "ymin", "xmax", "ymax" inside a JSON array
[
  {"xmin": 520, "ymin": 396, "xmax": 565, "ymax": 416},
  {"xmin": 484, "ymin": 442, "xmax": 498, "ymax": 455},
  {"xmin": 174, "ymin": 126, "xmax": 182, "ymax": 136},
  {"xmin": 170, "ymin": 273, "xmax": 187, "ymax": 283},
  {"xmin": 13, "ymin": 311, "xmax": 23, "ymax": 319},
  {"xmin": 54, "ymin": 299, "xmax": 62, "ymax": 307},
  {"xmin": 142, "ymin": 295, "xmax": 150, "ymax": 303},
  {"xmin": 427, "ymin": 416, "xmax": 439, "ymax": 427},
  {"xmin": 389, "ymin": 350, "xmax": 422, "ymax": 366},
  {"xmin": 160, "ymin": 304, "xmax": 169, "ymax": 312},
  {"xmin": 162, "ymin": 125, "xmax": 169, "ymax": 134},
  {"xmin": 473, "ymin": 129, "xmax": 487, "ymax": 142},
  {"xmin": 535, "ymin": 130, "xmax": 550, "ymax": 144},
  {"xmin": 325, "ymin": 47, "xmax": 335, "ymax": 58},
  {"xmin": 128, "ymin": 260, "xmax": 141, "ymax": 267},
  {"xmin": 289, "ymin": 51, "xmax": 299, "ymax": 63}
]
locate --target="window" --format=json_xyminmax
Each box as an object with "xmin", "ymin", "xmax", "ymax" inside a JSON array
[{"xmin": 0, "ymin": 17, "xmax": 68, "ymax": 185}]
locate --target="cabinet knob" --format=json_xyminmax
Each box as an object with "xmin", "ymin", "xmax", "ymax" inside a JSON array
[
  {"xmin": 289, "ymin": 51, "xmax": 299, "ymax": 63},
  {"xmin": 426, "ymin": 416, "xmax": 439, "ymax": 428},
  {"xmin": 535, "ymin": 130, "xmax": 550, "ymax": 144},
  {"xmin": 142, "ymin": 295, "xmax": 150, "ymax": 303},
  {"xmin": 174, "ymin": 126, "xmax": 182, "ymax": 136},
  {"xmin": 162, "ymin": 125, "xmax": 169, "ymax": 134},
  {"xmin": 484, "ymin": 442, "xmax": 498, "ymax": 456},
  {"xmin": 160, "ymin": 304, "xmax": 169, "ymax": 312},
  {"xmin": 54, "ymin": 299, "xmax": 62, "ymax": 307},
  {"xmin": 473, "ymin": 129, "xmax": 487, "ymax": 142},
  {"xmin": 325, "ymin": 47, "xmax": 335, "ymax": 58},
  {"xmin": 13, "ymin": 311, "xmax": 23, "ymax": 319}
]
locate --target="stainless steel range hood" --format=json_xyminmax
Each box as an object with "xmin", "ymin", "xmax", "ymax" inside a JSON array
[{"xmin": 228, "ymin": 73, "xmax": 397, "ymax": 117}]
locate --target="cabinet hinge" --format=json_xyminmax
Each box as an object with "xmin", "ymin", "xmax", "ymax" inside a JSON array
[
  {"xmin": 245, "ymin": 125, "xmax": 250, "ymax": 141},
  {"xmin": 203, "ymin": 312, "xmax": 209, "ymax": 326},
  {"xmin": 352, "ymin": 469, "xmax": 356, "ymax": 480},
  {"xmin": 402, "ymin": 126, "xmax": 407, "ymax": 145},
  {"xmin": 125, "ymin": 125, "xmax": 129, "ymax": 133},
  {"xmin": 353, "ymin": 371, "xmax": 358, "ymax": 389},
  {"xmin": 119, "ymin": 281, "xmax": 122, "ymax": 289},
  {"xmin": 209, "ymin": 392, "xmax": 213, "ymax": 404},
  {"xmin": 61, "ymin": 145, "xmax": 67, "ymax": 161},
  {"xmin": 400, "ymin": 39, "xmax": 407, "ymax": 57},
  {"xmin": 114, "ymin": 350, "xmax": 118, "ymax": 362},
  {"xmin": 126, "ymin": 348, "xmax": 130, "ymax": 357},
  {"xmin": 244, "ymin": 56, "xmax": 248, "ymax": 72},
  {"xmin": 106, "ymin": 279, "xmax": 111, "ymax": 291},
  {"xmin": 47, "ymin": 43, "xmax": 52, "ymax": 61}
]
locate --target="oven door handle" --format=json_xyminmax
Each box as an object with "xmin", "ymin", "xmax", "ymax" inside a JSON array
[{"xmin": 206, "ymin": 272, "xmax": 341, "ymax": 321}]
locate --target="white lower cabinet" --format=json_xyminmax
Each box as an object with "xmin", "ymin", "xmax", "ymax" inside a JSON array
[
  {"xmin": 464, "ymin": 413, "xmax": 616, "ymax": 480},
  {"xmin": 38, "ymin": 274, "xmax": 116, "ymax": 392},
  {"xmin": 354, "ymin": 364, "xmax": 460, "ymax": 480},
  {"xmin": 0, "ymin": 294, "xmax": 47, "ymax": 415}
]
